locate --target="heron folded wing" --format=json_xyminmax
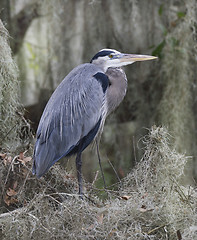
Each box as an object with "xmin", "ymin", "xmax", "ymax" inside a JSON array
[
  {"xmin": 33, "ymin": 117, "xmax": 102, "ymax": 177},
  {"xmin": 33, "ymin": 63, "xmax": 107, "ymax": 177}
]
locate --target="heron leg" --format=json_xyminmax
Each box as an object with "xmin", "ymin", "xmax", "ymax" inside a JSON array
[
  {"xmin": 96, "ymin": 140, "xmax": 107, "ymax": 189},
  {"xmin": 76, "ymin": 151, "xmax": 83, "ymax": 198}
]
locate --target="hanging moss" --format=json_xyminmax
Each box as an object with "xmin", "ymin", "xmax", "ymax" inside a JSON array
[
  {"xmin": 0, "ymin": 126, "xmax": 197, "ymax": 239},
  {"xmin": 0, "ymin": 20, "xmax": 31, "ymax": 152},
  {"xmin": 151, "ymin": 0, "xmax": 197, "ymax": 183},
  {"xmin": 156, "ymin": 0, "xmax": 196, "ymax": 154}
]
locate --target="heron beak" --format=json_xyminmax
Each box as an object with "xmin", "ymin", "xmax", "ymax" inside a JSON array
[{"xmin": 119, "ymin": 54, "xmax": 157, "ymax": 62}]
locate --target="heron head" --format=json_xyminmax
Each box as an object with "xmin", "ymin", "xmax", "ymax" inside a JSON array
[{"xmin": 90, "ymin": 48, "xmax": 157, "ymax": 72}]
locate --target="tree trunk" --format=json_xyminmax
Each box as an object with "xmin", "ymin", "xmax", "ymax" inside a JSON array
[{"xmin": 2, "ymin": 0, "xmax": 197, "ymax": 183}]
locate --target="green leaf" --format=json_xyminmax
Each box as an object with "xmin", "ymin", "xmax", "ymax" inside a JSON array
[
  {"xmin": 152, "ymin": 40, "xmax": 165, "ymax": 58},
  {"xmin": 171, "ymin": 37, "xmax": 179, "ymax": 47},
  {"xmin": 158, "ymin": 5, "xmax": 163, "ymax": 16},
  {"xmin": 26, "ymin": 42, "xmax": 33, "ymax": 55},
  {"xmin": 26, "ymin": 42, "xmax": 36, "ymax": 60},
  {"xmin": 177, "ymin": 12, "xmax": 186, "ymax": 18}
]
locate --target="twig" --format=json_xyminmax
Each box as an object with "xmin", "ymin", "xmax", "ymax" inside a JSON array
[
  {"xmin": 0, "ymin": 209, "xmax": 22, "ymax": 219},
  {"xmin": 1, "ymin": 124, "xmax": 17, "ymax": 143},
  {"xmin": 170, "ymin": 177, "xmax": 193, "ymax": 210},
  {"xmin": 90, "ymin": 186, "xmax": 119, "ymax": 194},
  {"xmin": 46, "ymin": 192, "xmax": 79, "ymax": 198},
  {"xmin": 147, "ymin": 223, "xmax": 170, "ymax": 235},
  {"xmin": 107, "ymin": 158, "xmax": 122, "ymax": 187},
  {"xmin": 147, "ymin": 219, "xmax": 184, "ymax": 235},
  {"xmin": 17, "ymin": 170, "xmax": 30, "ymax": 196},
  {"xmin": 91, "ymin": 170, "xmax": 99, "ymax": 187},
  {"xmin": 43, "ymin": 194, "xmax": 72, "ymax": 213},
  {"xmin": 133, "ymin": 135, "xmax": 137, "ymax": 164},
  {"xmin": 46, "ymin": 192, "xmax": 98, "ymax": 206},
  {"xmin": 28, "ymin": 213, "xmax": 52, "ymax": 234},
  {"xmin": 2, "ymin": 155, "xmax": 19, "ymax": 196}
]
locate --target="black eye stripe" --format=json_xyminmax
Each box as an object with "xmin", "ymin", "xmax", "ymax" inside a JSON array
[{"xmin": 90, "ymin": 50, "xmax": 115, "ymax": 62}]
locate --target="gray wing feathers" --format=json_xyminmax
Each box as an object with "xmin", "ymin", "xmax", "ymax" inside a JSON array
[{"xmin": 33, "ymin": 64, "xmax": 105, "ymax": 177}]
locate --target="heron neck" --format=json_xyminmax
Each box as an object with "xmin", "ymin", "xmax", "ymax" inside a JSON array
[{"xmin": 105, "ymin": 67, "xmax": 127, "ymax": 115}]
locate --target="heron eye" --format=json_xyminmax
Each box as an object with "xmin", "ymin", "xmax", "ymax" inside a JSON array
[{"xmin": 109, "ymin": 54, "xmax": 113, "ymax": 59}]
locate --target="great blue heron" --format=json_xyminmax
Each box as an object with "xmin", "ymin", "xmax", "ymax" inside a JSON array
[{"xmin": 33, "ymin": 49, "xmax": 157, "ymax": 196}]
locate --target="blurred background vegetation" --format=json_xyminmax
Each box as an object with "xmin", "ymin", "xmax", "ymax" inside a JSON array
[{"xmin": 0, "ymin": 0, "xmax": 197, "ymax": 186}]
